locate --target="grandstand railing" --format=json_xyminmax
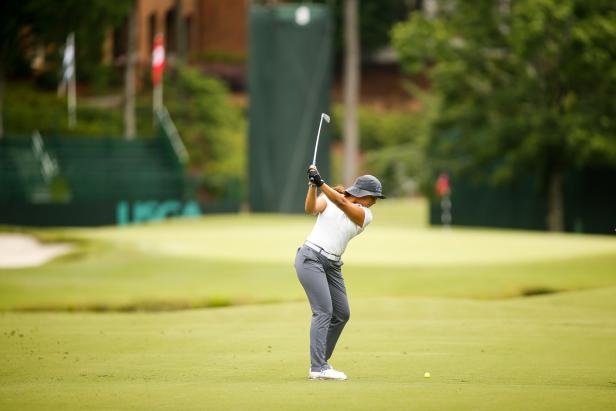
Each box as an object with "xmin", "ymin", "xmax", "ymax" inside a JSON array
[{"xmin": 156, "ymin": 107, "xmax": 189, "ymax": 166}]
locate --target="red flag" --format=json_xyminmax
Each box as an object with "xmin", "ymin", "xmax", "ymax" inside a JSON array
[
  {"xmin": 436, "ymin": 172, "xmax": 451, "ymax": 197},
  {"xmin": 152, "ymin": 34, "xmax": 165, "ymax": 86}
]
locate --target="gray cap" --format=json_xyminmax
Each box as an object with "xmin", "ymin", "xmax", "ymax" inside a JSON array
[{"xmin": 345, "ymin": 175, "xmax": 386, "ymax": 199}]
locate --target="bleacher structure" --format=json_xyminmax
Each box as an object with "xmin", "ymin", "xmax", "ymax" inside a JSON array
[{"xmin": 0, "ymin": 109, "xmax": 203, "ymax": 226}]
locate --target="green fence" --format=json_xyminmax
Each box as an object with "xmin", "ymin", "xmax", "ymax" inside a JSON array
[
  {"xmin": 0, "ymin": 135, "xmax": 186, "ymax": 203},
  {"xmin": 249, "ymin": 4, "xmax": 333, "ymax": 213},
  {"xmin": 429, "ymin": 167, "xmax": 616, "ymax": 234},
  {"xmin": 0, "ymin": 122, "xmax": 240, "ymax": 226}
]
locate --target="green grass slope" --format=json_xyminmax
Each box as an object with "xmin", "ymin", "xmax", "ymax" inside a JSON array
[{"xmin": 1, "ymin": 199, "xmax": 615, "ymax": 311}]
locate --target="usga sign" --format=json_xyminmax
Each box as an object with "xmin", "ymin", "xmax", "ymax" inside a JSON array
[
  {"xmin": 116, "ymin": 200, "xmax": 201, "ymax": 225},
  {"xmin": 152, "ymin": 33, "xmax": 165, "ymax": 86}
]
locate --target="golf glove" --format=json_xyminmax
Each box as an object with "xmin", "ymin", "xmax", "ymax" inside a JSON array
[{"xmin": 307, "ymin": 166, "xmax": 324, "ymax": 187}]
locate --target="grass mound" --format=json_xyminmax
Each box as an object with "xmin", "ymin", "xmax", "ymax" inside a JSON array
[{"xmin": 1, "ymin": 199, "xmax": 615, "ymax": 311}]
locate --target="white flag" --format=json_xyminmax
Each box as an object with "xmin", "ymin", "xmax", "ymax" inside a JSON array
[
  {"xmin": 58, "ymin": 32, "xmax": 77, "ymax": 127},
  {"xmin": 58, "ymin": 32, "xmax": 75, "ymax": 93}
]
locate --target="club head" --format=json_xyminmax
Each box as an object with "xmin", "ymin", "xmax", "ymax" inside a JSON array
[{"xmin": 321, "ymin": 113, "xmax": 331, "ymax": 123}]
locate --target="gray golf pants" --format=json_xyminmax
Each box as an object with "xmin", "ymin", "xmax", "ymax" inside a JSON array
[{"xmin": 295, "ymin": 245, "xmax": 350, "ymax": 372}]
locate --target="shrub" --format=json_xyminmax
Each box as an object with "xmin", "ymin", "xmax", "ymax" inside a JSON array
[
  {"xmin": 331, "ymin": 95, "xmax": 434, "ymax": 197},
  {"xmin": 163, "ymin": 65, "xmax": 246, "ymax": 201}
]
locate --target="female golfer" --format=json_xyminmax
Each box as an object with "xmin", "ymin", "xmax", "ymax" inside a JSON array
[{"xmin": 295, "ymin": 165, "xmax": 385, "ymax": 380}]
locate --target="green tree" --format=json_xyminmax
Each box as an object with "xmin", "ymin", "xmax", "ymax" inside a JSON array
[
  {"xmin": 21, "ymin": 0, "xmax": 132, "ymax": 79},
  {"xmin": 340, "ymin": 0, "xmax": 411, "ymax": 56},
  {"xmin": 288, "ymin": 0, "xmax": 414, "ymax": 62},
  {"xmin": 0, "ymin": 0, "xmax": 132, "ymax": 134},
  {"xmin": 392, "ymin": 0, "xmax": 616, "ymax": 231},
  {"xmin": 164, "ymin": 65, "xmax": 246, "ymax": 200}
]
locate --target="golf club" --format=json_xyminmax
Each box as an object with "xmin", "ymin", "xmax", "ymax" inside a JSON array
[{"xmin": 312, "ymin": 113, "xmax": 330, "ymax": 166}]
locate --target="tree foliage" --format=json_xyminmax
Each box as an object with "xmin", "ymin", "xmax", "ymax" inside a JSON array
[
  {"xmin": 330, "ymin": 101, "xmax": 434, "ymax": 197},
  {"xmin": 1, "ymin": 0, "xmax": 132, "ymax": 81},
  {"xmin": 392, "ymin": 0, "xmax": 616, "ymax": 229},
  {"xmin": 307, "ymin": 0, "xmax": 413, "ymax": 62},
  {"xmin": 164, "ymin": 65, "xmax": 246, "ymax": 200}
]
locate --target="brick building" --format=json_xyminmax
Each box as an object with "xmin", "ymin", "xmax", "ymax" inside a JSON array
[
  {"xmin": 109, "ymin": 0, "xmax": 248, "ymax": 72},
  {"xmin": 108, "ymin": 0, "xmax": 418, "ymax": 104}
]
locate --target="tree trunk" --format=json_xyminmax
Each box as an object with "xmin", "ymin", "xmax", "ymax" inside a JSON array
[
  {"xmin": 124, "ymin": 4, "xmax": 137, "ymax": 140},
  {"xmin": 423, "ymin": 0, "xmax": 438, "ymax": 19},
  {"xmin": 343, "ymin": 0, "xmax": 360, "ymax": 186},
  {"xmin": 546, "ymin": 165, "xmax": 564, "ymax": 232}
]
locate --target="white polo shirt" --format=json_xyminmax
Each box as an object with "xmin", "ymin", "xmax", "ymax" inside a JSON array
[{"xmin": 306, "ymin": 195, "xmax": 373, "ymax": 256}]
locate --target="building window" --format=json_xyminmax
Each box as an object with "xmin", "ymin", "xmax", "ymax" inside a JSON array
[
  {"xmin": 185, "ymin": 15, "xmax": 192, "ymax": 53},
  {"xmin": 165, "ymin": 9, "xmax": 177, "ymax": 54},
  {"xmin": 149, "ymin": 13, "xmax": 157, "ymax": 52},
  {"xmin": 113, "ymin": 17, "xmax": 128, "ymax": 61}
]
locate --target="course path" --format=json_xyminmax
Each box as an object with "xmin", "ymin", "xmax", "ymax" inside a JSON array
[{"xmin": 0, "ymin": 234, "xmax": 71, "ymax": 268}]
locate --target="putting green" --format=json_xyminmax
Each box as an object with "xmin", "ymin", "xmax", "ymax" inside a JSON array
[
  {"xmin": 70, "ymin": 208, "xmax": 615, "ymax": 267},
  {"xmin": 1, "ymin": 288, "xmax": 615, "ymax": 410}
]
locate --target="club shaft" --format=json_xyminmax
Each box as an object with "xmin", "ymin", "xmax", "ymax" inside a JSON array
[{"xmin": 312, "ymin": 117, "xmax": 324, "ymax": 165}]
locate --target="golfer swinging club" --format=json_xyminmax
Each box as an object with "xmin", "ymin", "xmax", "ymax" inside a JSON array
[{"xmin": 295, "ymin": 165, "xmax": 385, "ymax": 380}]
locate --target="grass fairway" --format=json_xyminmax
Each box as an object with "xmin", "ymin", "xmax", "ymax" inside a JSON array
[
  {"xmin": 1, "ymin": 199, "xmax": 616, "ymax": 410},
  {"xmin": 2, "ymin": 292, "xmax": 616, "ymax": 410}
]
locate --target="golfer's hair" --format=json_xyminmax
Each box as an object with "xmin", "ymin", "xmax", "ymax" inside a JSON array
[{"xmin": 332, "ymin": 185, "xmax": 351, "ymax": 197}]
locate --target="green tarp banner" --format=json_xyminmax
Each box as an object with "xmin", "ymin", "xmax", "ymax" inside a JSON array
[{"xmin": 249, "ymin": 4, "xmax": 333, "ymax": 212}]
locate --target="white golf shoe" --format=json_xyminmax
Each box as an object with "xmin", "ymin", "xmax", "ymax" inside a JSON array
[{"xmin": 308, "ymin": 368, "xmax": 348, "ymax": 380}]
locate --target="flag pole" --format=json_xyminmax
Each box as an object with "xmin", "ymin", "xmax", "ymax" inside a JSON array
[
  {"xmin": 153, "ymin": 84, "xmax": 162, "ymax": 118},
  {"xmin": 152, "ymin": 33, "xmax": 165, "ymax": 126},
  {"xmin": 66, "ymin": 33, "xmax": 76, "ymax": 128},
  {"xmin": 68, "ymin": 68, "xmax": 76, "ymax": 128}
]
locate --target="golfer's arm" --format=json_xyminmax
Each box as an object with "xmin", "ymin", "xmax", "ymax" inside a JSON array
[
  {"xmin": 305, "ymin": 185, "xmax": 326, "ymax": 215},
  {"xmin": 319, "ymin": 183, "xmax": 365, "ymax": 226}
]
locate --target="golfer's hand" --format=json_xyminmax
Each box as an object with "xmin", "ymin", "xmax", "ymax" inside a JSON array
[{"xmin": 307, "ymin": 165, "xmax": 324, "ymax": 187}]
